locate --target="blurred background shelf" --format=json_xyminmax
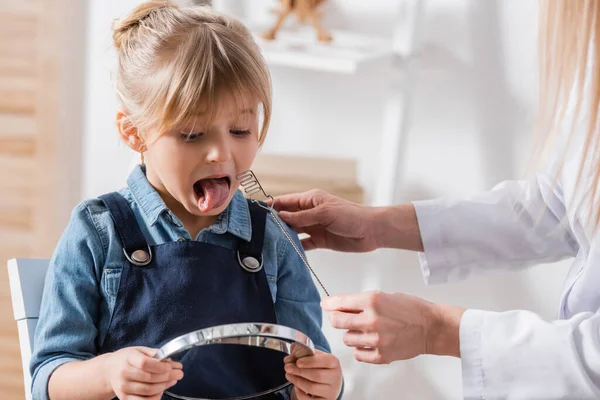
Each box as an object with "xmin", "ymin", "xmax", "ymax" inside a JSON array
[
  {"xmin": 252, "ymin": 26, "xmax": 394, "ymax": 74},
  {"xmin": 250, "ymin": 153, "xmax": 365, "ymax": 204},
  {"xmin": 243, "ymin": 0, "xmax": 425, "ymax": 206}
]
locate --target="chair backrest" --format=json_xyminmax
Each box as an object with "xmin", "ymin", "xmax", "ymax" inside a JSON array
[{"xmin": 7, "ymin": 258, "xmax": 51, "ymax": 400}]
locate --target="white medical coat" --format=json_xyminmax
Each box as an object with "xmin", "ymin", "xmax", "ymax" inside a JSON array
[{"xmin": 414, "ymin": 150, "xmax": 600, "ymax": 399}]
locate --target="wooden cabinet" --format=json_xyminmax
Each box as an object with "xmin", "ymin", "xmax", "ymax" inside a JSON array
[
  {"xmin": 251, "ymin": 153, "xmax": 364, "ymax": 204},
  {"xmin": 0, "ymin": 0, "xmax": 84, "ymax": 397}
]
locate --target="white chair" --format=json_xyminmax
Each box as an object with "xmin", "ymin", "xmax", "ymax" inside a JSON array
[{"xmin": 8, "ymin": 258, "xmax": 51, "ymax": 400}]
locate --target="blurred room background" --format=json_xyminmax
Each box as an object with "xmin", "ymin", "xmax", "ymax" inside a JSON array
[{"xmin": 0, "ymin": 0, "xmax": 570, "ymax": 398}]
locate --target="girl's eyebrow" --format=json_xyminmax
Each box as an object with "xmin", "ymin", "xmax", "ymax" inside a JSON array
[{"xmin": 194, "ymin": 108, "xmax": 255, "ymax": 117}]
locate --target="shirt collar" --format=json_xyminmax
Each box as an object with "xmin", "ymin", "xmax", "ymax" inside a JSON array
[{"xmin": 127, "ymin": 165, "xmax": 252, "ymax": 241}]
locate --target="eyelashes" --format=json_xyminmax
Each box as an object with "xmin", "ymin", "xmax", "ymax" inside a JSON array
[
  {"xmin": 230, "ymin": 129, "xmax": 251, "ymax": 137},
  {"xmin": 180, "ymin": 129, "xmax": 251, "ymax": 142},
  {"xmin": 180, "ymin": 132, "xmax": 203, "ymax": 142}
]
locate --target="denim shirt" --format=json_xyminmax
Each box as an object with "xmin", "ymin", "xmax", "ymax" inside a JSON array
[{"xmin": 31, "ymin": 165, "xmax": 331, "ymax": 400}]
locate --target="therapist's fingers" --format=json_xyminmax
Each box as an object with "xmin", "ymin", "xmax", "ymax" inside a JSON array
[
  {"xmin": 328, "ymin": 311, "xmax": 373, "ymax": 330},
  {"xmin": 342, "ymin": 330, "xmax": 382, "ymax": 348},
  {"xmin": 352, "ymin": 347, "xmax": 389, "ymax": 365},
  {"xmin": 278, "ymin": 207, "xmax": 329, "ymax": 229},
  {"xmin": 300, "ymin": 236, "xmax": 317, "ymax": 251},
  {"xmin": 272, "ymin": 189, "xmax": 328, "ymax": 212},
  {"xmin": 322, "ymin": 291, "xmax": 384, "ymax": 313},
  {"xmin": 297, "ymin": 226, "xmax": 329, "ymax": 251},
  {"xmin": 270, "ymin": 192, "xmax": 304, "ymax": 212}
]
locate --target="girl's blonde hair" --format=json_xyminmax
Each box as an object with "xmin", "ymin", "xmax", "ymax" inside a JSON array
[
  {"xmin": 537, "ymin": 0, "xmax": 600, "ymax": 226},
  {"xmin": 112, "ymin": 0, "xmax": 271, "ymax": 144}
]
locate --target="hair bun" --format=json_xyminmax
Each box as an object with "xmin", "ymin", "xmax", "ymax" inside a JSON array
[{"xmin": 112, "ymin": 0, "xmax": 177, "ymax": 50}]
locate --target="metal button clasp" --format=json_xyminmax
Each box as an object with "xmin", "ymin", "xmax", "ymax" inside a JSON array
[
  {"xmin": 123, "ymin": 246, "xmax": 153, "ymax": 266},
  {"xmin": 237, "ymin": 252, "xmax": 263, "ymax": 273}
]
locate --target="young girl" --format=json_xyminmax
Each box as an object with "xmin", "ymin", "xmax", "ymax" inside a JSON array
[{"xmin": 30, "ymin": 2, "xmax": 343, "ymax": 399}]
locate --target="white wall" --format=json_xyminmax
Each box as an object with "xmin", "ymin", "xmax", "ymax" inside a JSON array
[
  {"xmin": 84, "ymin": 0, "xmax": 540, "ymax": 200},
  {"xmin": 83, "ymin": 1, "xmax": 570, "ymax": 398},
  {"xmin": 84, "ymin": 0, "xmax": 540, "ymax": 199},
  {"xmin": 83, "ymin": 0, "xmax": 141, "ymax": 198}
]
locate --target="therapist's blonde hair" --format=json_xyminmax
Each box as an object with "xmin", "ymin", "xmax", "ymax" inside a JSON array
[
  {"xmin": 537, "ymin": 0, "xmax": 600, "ymax": 227},
  {"xmin": 112, "ymin": 0, "xmax": 272, "ymax": 144}
]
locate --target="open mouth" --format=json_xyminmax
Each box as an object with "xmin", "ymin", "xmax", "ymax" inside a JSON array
[{"xmin": 193, "ymin": 176, "xmax": 231, "ymax": 213}]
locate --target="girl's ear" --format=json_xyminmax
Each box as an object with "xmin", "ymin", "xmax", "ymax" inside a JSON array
[{"xmin": 116, "ymin": 111, "xmax": 146, "ymax": 152}]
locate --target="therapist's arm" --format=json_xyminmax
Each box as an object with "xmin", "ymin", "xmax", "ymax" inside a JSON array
[
  {"xmin": 412, "ymin": 173, "xmax": 578, "ymax": 284},
  {"xmin": 275, "ymin": 171, "xmax": 578, "ymax": 284},
  {"xmin": 458, "ymin": 308, "xmax": 600, "ymax": 399}
]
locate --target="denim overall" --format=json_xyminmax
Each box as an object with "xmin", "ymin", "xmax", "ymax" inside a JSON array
[{"xmin": 98, "ymin": 192, "xmax": 288, "ymax": 399}]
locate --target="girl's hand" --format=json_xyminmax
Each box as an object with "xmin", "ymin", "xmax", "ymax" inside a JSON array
[
  {"xmin": 103, "ymin": 346, "xmax": 184, "ymax": 400},
  {"xmin": 285, "ymin": 350, "xmax": 343, "ymax": 400}
]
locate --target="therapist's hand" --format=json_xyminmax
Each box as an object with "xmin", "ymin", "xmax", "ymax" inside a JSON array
[
  {"xmin": 272, "ymin": 190, "xmax": 423, "ymax": 252},
  {"xmin": 322, "ymin": 292, "xmax": 465, "ymax": 363},
  {"xmin": 272, "ymin": 189, "xmax": 380, "ymax": 252}
]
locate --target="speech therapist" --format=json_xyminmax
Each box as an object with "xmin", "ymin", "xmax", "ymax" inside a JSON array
[{"xmin": 272, "ymin": 1, "xmax": 600, "ymax": 399}]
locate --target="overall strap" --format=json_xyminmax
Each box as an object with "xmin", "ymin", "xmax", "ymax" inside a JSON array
[
  {"xmin": 237, "ymin": 200, "xmax": 268, "ymax": 261},
  {"xmin": 99, "ymin": 192, "xmax": 149, "ymax": 259}
]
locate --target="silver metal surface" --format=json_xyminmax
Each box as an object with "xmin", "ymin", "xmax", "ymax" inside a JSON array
[
  {"xmin": 237, "ymin": 170, "xmax": 273, "ymax": 202},
  {"xmin": 264, "ymin": 207, "xmax": 330, "ymax": 296},
  {"xmin": 123, "ymin": 245, "xmax": 153, "ymax": 266},
  {"xmin": 165, "ymin": 382, "xmax": 292, "ymax": 400},
  {"xmin": 132, "ymin": 249, "xmax": 150, "ymax": 263},
  {"xmin": 237, "ymin": 252, "xmax": 263, "ymax": 273},
  {"xmin": 155, "ymin": 322, "xmax": 314, "ymax": 361},
  {"xmin": 155, "ymin": 322, "xmax": 315, "ymax": 400},
  {"xmin": 235, "ymin": 170, "xmax": 330, "ymax": 296}
]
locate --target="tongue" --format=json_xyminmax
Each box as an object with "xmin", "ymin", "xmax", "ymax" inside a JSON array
[{"xmin": 198, "ymin": 178, "xmax": 229, "ymax": 212}]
